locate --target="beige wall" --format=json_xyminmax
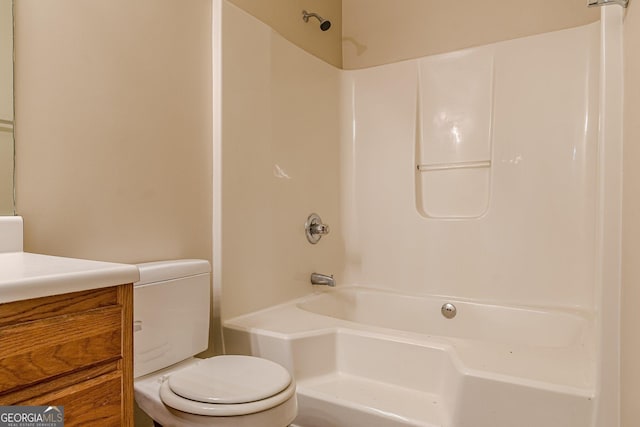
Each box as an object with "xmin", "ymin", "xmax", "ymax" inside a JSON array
[
  {"xmin": 622, "ymin": 2, "xmax": 640, "ymax": 426},
  {"xmin": 342, "ymin": 0, "xmax": 599, "ymax": 69},
  {"xmin": 14, "ymin": 0, "xmax": 212, "ymax": 265},
  {"xmin": 226, "ymin": 0, "xmax": 342, "ymax": 68},
  {"xmin": 0, "ymin": 0, "xmax": 11, "ymax": 121},
  {"xmin": 218, "ymin": 0, "xmax": 597, "ymax": 71}
]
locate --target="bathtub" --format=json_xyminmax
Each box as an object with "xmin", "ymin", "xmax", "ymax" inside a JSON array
[
  {"xmin": 296, "ymin": 287, "xmax": 589, "ymax": 348},
  {"xmin": 224, "ymin": 286, "xmax": 596, "ymax": 427}
]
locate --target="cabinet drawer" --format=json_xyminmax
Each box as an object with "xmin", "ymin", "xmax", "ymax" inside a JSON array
[
  {"xmin": 0, "ymin": 287, "xmax": 118, "ymax": 327},
  {"xmin": 0, "ymin": 307, "xmax": 122, "ymax": 394},
  {"xmin": 20, "ymin": 371, "xmax": 123, "ymax": 427}
]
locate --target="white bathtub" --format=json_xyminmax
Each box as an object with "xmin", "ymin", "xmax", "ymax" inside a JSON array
[
  {"xmin": 296, "ymin": 287, "xmax": 589, "ymax": 348},
  {"xmin": 224, "ymin": 286, "xmax": 596, "ymax": 427}
]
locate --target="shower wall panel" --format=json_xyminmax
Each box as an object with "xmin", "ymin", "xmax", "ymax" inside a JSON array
[
  {"xmin": 341, "ymin": 23, "xmax": 600, "ymax": 309},
  {"xmin": 221, "ymin": 2, "xmax": 343, "ymax": 320}
]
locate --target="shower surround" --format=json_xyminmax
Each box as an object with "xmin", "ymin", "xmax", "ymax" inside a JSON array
[
  {"xmin": 339, "ymin": 23, "xmax": 598, "ymax": 306},
  {"xmin": 218, "ymin": 1, "xmax": 622, "ymax": 426}
]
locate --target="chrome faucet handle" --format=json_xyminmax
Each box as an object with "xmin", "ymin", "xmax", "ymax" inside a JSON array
[
  {"xmin": 310, "ymin": 222, "xmax": 330, "ymax": 236},
  {"xmin": 305, "ymin": 213, "xmax": 330, "ymax": 244}
]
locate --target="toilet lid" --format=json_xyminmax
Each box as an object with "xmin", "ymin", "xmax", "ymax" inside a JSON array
[
  {"xmin": 167, "ymin": 355, "xmax": 292, "ymax": 404},
  {"xmin": 160, "ymin": 377, "xmax": 296, "ymax": 417}
]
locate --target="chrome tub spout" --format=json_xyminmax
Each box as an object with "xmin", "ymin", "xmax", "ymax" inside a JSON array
[{"xmin": 310, "ymin": 273, "xmax": 335, "ymax": 287}]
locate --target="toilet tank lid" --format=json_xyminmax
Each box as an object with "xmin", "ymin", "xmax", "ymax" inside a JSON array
[{"xmin": 135, "ymin": 259, "xmax": 211, "ymax": 286}]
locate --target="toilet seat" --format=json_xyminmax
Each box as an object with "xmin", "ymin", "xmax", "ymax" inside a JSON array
[{"xmin": 159, "ymin": 355, "xmax": 296, "ymax": 417}]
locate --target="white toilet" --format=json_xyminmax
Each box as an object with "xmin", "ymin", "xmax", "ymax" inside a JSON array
[{"xmin": 133, "ymin": 259, "xmax": 297, "ymax": 427}]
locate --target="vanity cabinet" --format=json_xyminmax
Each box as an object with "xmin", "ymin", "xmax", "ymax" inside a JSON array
[{"xmin": 0, "ymin": 284, "xmax": 133, "ymax": 426}]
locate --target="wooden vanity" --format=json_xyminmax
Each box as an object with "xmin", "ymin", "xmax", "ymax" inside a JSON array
[
  {"xmin": 0, "ymin": 242, "xmax": 139, "ymax": 427},
  {"xmin": 0, "ymin": 284, "xmax": 134, "ymax": 426}
]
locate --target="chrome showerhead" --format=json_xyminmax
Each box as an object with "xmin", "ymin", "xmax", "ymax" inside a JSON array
[{"xmin": 302, "ymin": 10, "xmax": 332, "ymax": 32}]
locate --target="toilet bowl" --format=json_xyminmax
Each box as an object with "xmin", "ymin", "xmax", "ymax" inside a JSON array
[{"xmin": 132, "ymin": 260, "xmax": 297, "ymax": 427}]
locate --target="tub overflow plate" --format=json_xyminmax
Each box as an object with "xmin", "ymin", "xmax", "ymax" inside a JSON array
[{"xmin": 441, "ymin": 303, "xmax": 457, "ymax": 319}]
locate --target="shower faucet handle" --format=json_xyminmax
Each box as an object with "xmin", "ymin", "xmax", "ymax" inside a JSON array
[
  {"xmin": 310, "ymin": 222, "xmax": 329, "ymax": 236},
  {"xmin": 305, "ymin": 213, "xmax": 330, "ymax": 244}
]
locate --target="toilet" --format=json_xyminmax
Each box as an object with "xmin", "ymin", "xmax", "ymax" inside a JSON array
[{"xmin": 132, "ymin": 259, "xmax": 297, "ymax": 427}]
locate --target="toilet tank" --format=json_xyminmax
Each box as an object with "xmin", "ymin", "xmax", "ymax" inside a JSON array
[{"xmin": 133, "ymin": 259, "xmax": 211, "ymax": 378}]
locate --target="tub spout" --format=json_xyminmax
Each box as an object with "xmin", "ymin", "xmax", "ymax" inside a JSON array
[{"xmin": 310, "ymin": 273, "xmax": 335, "ymax": 287}]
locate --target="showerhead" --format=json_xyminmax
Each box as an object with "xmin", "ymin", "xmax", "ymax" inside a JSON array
[
  {"xmin": 302, "ymin": 10, "xmax": 332, "ymax": 32},
  {"xmin": 320, "ymin": 19, "xmax": 331, "ymax": 31}
]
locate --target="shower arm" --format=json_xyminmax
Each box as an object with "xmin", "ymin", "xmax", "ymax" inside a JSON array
[
  {"xmin": 587, "ymin": 0, "xmax": 628, "ymax": 7},
  {"xmin": 302, "ymin": 10, "xmax": 323, "ymax": 23}
]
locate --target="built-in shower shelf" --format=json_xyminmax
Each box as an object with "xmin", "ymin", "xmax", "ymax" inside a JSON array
[
  {"xmin": 415, "ymin": 49, "xmax": 494, "ymax": 219},
  {"xmin": 416, "ymin": 160, "xmax": 491, "ymax": 172},
  {"xmin": 415, "ymin": 158, "xmax": 492, "ymax": 219}
]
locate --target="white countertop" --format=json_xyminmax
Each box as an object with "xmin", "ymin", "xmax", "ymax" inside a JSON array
[{"xmin": 0, "ymin": 252, "xmax": 140, "ymax": 304}]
